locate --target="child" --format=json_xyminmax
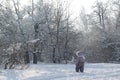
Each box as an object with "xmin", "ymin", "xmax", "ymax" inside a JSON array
[{"xmin": 75, "ymin": 51, "xmax": 85, "ymax": 72}]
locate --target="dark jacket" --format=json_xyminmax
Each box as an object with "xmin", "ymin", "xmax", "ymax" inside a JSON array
[{"xmin": 76, "ymin": 52, "xmax": 85, "ymax": 66}]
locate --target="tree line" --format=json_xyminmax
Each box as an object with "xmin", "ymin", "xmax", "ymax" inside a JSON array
[
  {"xmin": 0, "ymin": 0, "xmax": 120, "ymax": 69},
  {"xmin": 0, "ymin": 0, "xmax": 82, "ymax": 69}
]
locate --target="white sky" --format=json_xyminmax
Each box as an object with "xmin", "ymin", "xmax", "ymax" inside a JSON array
[
  {"xmin": 20, "ymin": 0, "xmax": 95, "ymax": 11},
  {"xmin": 20, "ymin": 0, "xmax": 107, "ymax": 18},
  {"xmin": 20, "ymin": 0, "xmax": 31, "ymax": 6},
  {"xmin": 69, "ymin": 0, "xmax": 96, "ymax": 19},
  {"xmin": 20, "ymin": 0, "xmax": 96, "ymax": 15},
  {"xmin": 70, "ymin": 0, "xmax": 96, "ymax": 13}
]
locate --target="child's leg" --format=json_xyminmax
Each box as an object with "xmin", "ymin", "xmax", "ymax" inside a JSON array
[
  {"xmin": 80, "ymin": 64, "xmax": 84, "ymax": 72},
  {"xmin": 76, "ymin": 66, "xmax": 79, "ymax": 72}
]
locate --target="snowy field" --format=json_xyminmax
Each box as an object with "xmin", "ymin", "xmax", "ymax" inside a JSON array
[{"xmin": 0, "ymin": 63, "xmax": 120, "ymax": 80}]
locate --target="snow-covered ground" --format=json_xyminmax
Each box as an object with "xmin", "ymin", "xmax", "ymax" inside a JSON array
[{"xmin": 0, "ymin": 63, "xmax": 120, "ymax": 80}]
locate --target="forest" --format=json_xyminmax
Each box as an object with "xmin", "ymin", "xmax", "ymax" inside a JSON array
[{"xmin": 0, "ymin": 0, "xmax": 120, "ymax": 69}]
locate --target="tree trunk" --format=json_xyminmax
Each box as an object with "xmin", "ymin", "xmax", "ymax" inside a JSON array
[
  {"xmin": 52, "ymin": 47, "xmax": 56, "ymax": 63},
  {"xmin": 33, "ymin": 23, "xmax": 39, "ymax": 64},
  {"xmin": 24, "ymin": 51, "xmax": 30, "ymax": 64},
  {"xmin": 33, "ymin": 52, "xmax": 37, "ymax": 64}
]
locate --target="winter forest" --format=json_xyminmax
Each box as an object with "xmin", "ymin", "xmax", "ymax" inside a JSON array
[
  {"xmin": 0, "ymin": 0, "xmax": 120, "ymax": 79},
  {"xmin": 0, "ymin": 0, "xmax": 120, "ymax": 68},
  {"xmin": 0, "ymin": 0, "xmax": 120, "ymax": 80}
]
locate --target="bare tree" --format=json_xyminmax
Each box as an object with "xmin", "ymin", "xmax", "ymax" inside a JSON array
[{"xmin": 93, "ymin": 0, "xmax": 108, "ymax": 30}]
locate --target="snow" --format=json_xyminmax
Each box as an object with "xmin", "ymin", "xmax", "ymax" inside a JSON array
[
  {"xmin": 5, "ymin": 39, "xmax": 40, "ymax": 55},
  {"xmin": 27, "ymin": 39, "xmax": 40, "ymax": 44},
  {"xmin": 0, "ymin": 63, "xmax": 120, "ymax": 80},
  {"xmin": 6, "ymin": 43, "xmax": 22, "ymax": 54}
]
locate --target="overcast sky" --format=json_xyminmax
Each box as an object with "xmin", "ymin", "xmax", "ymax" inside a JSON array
[
  {"xmin": 20, "ymin": 0, "xmax": 96, "ymax": 10},
  {"xmin": 20, "ymin": 0, "xmax": 107, "ymax": 18},
  {"xmin": 71, "ymin": 0, "xmax": 96, "ymax": 13}
]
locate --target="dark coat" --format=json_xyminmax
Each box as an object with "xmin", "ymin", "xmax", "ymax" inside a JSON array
[
  {"xmin": 75, "ymin": 52, "xmax": 85, "ymax": 72},
  {"xmin": 76, "ymin": 52, "xmax": 85, "ymax": 67}
]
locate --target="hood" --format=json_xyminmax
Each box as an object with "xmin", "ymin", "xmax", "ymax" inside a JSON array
[{"xmin": 76, "ymin": 51, "xmax": 84, "ymax": 57}]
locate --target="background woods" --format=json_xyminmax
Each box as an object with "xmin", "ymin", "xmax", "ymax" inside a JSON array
[{"xmin": 0, "ymin": 0, "xmax": 120, "ymax": 69}]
